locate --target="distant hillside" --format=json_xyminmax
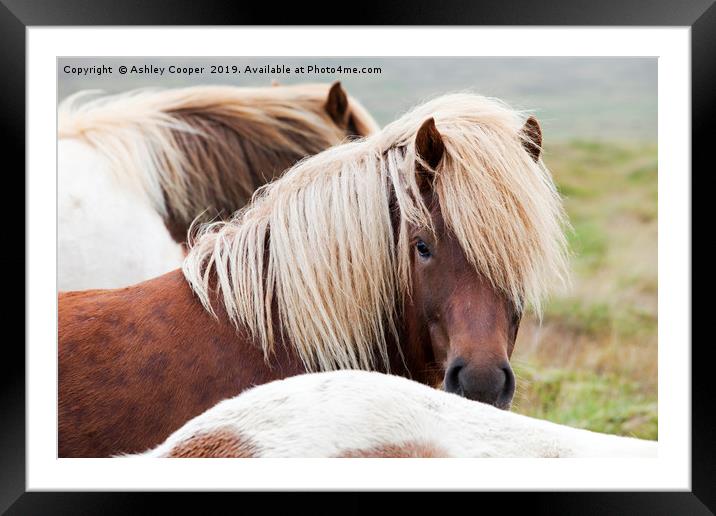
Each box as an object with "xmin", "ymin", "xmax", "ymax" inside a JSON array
[{"xmin": 59, "ymin": 57, "xmax": 656, "ymax": 142}]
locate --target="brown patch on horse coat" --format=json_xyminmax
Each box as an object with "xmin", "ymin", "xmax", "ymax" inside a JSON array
[
  {"xmin": 337, "ymin": 441, "xmax": 450, "ymax": 458},
  {"xmin": 165, "ymin": 428, "xmax": 257, "ymax": 458},
  {"xmin": 58, "ymin": 269, "xmax": 305, "ymax": 458}
]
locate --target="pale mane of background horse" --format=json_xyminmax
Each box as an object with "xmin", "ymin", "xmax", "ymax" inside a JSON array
[
  {"xmin": 58, "ymin": 83, "xmax": 378, "ymax": 291},
  {"xmin": 133, "ymin": 371, "xmax": 656, "ymax": 458},
  {"xmin": 183, "ymin": 93, "xmax": 570, "ymax": 374}
]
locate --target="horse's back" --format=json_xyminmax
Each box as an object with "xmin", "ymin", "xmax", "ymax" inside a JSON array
[
  {"xmin": 59, "ymin": 270, "xmax": 195, "ymax": 456},
  {"xmin": 138, "ymin": 371, "xmax": 657, "ymax": 459},
  {"xmin": 58, "ymin": 269, "xmax": 298, "ymax": 457}
]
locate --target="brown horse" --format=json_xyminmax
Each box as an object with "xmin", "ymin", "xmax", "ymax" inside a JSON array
[
  {"xmin": 59, "ymin": 93, "xmax": 568, "ymax": 457},
  {"xmin": 58, "ymin": 81, "xmax": 378, "ymax": 290}
]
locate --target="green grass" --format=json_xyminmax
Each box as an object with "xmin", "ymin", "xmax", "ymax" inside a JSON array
[
  {"xmin": 543, "ymin": 299, "xmax": 612, "ymax": 337},
  {"xmin": 512, "ymin": 139, "xmax": 658, "ymax": 441},
  {"xmin": 566, "ymin": 219, "xmax": 608, "ymax": 272},
  {"xmin": 513, "ymin": 364, "xmax": 657, "ymax": 440},
  {"xmin": 542, "ymin": 298, "xmax": 657, "ymax": 339}
]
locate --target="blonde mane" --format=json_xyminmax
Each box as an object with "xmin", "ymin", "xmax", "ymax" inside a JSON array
[
  {"xmin": 183, "ymin": 93, "xmax": 569, "ymax": 372},
  {"xmin": 58, "ymin": 83, "xmax": 379, "ymax": 240}
]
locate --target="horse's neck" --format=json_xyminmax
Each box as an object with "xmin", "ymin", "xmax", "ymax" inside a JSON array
[
  {"xmin": 57, "ymin": 139, "xmax": 184, "ymax": 290},
  {"xmin": 386, "ymin": 294, "xmax": 442, "ymax": 385}
]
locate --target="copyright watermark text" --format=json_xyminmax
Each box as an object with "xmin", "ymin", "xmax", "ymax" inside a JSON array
[{"xmin": 61, "ymin": 63, "xmax": 383, "ymax": 78}]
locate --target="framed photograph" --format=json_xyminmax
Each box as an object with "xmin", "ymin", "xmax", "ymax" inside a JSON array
[{"xmin": 7, "ymin": 0, "xmax": 707, "ymax": 512}]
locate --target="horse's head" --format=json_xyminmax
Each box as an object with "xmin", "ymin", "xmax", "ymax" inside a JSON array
[
  {"xmin": 183, "ymin": 93, "xmax": 566, "ymax": 401},
  {"xmin": 401, "ymin": 116, "xmax": 544, "ymax": 409}
]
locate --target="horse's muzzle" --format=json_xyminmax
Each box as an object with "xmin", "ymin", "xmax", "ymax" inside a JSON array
[{"xmin": 443, "ymin": 356, "xmax": 515, "ymax": 409}]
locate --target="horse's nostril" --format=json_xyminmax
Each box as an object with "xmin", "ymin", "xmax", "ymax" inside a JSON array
[
  {"xmin": 500, "ymin": 366, "xmax": 511, "ymax": 389},
  {"xmin": 498, "ymin": 364, "xmax": 516, "ymax": 408},
  {"xmin": 444, "ymin": 357, "xmax": 466, "ymax": 395}
]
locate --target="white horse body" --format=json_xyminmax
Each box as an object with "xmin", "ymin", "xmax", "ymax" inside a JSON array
[
  {"xmin": 58, "ymin": 139, "xmax": 184, "ymax": 291},
  {"xmin": 136, "ymin": 370, "xmax": 657, "ymax": 458}
]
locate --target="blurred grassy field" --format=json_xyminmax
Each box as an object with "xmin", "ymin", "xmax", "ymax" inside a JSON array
[{"xmin": 511, "ymin": 140, "xmax": 658, "ymax": 440}]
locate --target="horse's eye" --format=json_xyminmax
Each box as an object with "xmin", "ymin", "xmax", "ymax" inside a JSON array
[{"xmin": 415, "ymin": 240, "xmax": 431, "ymax": 258}]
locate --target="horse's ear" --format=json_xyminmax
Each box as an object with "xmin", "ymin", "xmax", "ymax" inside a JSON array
[
  {"xmin": 415, "ymin": 117, "xmax": 444, "ymax": 193},
  {"xmin": 521, "ymin": 116, "xmax": 542, "ymax": 162},
  {"xmin": 416, "ymin": 117, "xmax": 445, "ymax": 170},
  {"xmin": 325, "ymin": 81, "xmax": 350, "ymax": 127}
]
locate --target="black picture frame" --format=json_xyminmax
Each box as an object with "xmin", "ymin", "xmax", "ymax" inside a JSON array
[{"xmin": 4, "ymin": 0, "xmax": 707, "ymax": 513}]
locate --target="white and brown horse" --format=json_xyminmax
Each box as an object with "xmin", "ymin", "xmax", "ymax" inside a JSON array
[
  {"xmin": 133, "ymin": 370, "xmax": 656, "ymax": 458},
  {"xmin": 59, "ymin": 93, "xmax": 569, "ymax": 457},
  {"xmin": 58, "ymin": 82, "xmax": 378, "ymax": 290}
]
